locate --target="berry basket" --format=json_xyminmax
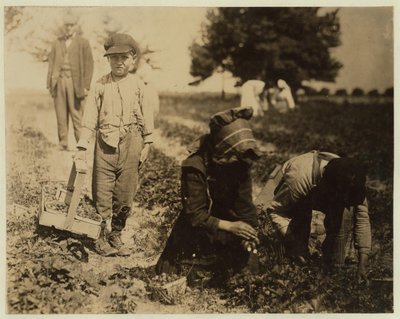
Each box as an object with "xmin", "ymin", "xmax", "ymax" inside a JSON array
[
  {"xmin": 149, "ymin": 276, "xmax": 187, "ymax": 305},
  {"xmin": 38, "ymin": 159, "xmax": 101, "ymax": 239}
]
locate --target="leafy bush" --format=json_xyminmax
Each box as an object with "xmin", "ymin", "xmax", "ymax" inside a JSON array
[
  {"xmin": 335, "ymin": 88, "xmax": 347, "ymax": 96},
  {"xmin": 351, "ymin": 88, "xmax": 364, "ymax": 96},
  {"xmin": 367, "ymin": 89, "xmax": 380, "ymax": 97}
]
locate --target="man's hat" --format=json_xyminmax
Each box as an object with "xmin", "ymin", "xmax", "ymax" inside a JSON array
[
  {"xmin": 63, "ymin": 12, "xmax": 78, "ymax": 25},
  {"xmin": 104, "ymin": 33, "xmax": 140, "ymax": 57},
  {"xmin": 209, "ymin": 107, "xmax": 262, "ymax": 163}
]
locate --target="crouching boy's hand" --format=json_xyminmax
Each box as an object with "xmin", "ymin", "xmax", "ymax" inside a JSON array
[
  {"xmin": 357, "ymin": 253, "xmax": 369, "ymax": 285},
  {"xmin": 139, "ymin": 143, "xmax": 151, "ymax": 169}
]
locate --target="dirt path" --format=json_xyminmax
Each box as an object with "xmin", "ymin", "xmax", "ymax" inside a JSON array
[
  {"xmin": 9, "ymin": 101, "xmax": 232, "ymax": 313},
  {"xmin": 30, "ymin": 105, "xmax": 189, "ymax": 264},
  {"xmin": 8, "ymin": 96, "xmax": 323, "ymax": 264}
]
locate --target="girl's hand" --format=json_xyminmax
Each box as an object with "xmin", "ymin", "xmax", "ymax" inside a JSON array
[{"xmin": 219, "ymin": 220, "xmax": 259, "ymax": 242}]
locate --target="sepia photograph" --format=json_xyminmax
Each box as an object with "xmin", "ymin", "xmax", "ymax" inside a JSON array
[{"xmin": 2, "ymin": 1, "xmax": 397, "ymax": 315}]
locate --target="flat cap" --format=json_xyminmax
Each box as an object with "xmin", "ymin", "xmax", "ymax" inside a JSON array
[{"xmin": 104, "ymin": 33, "xmax": 140, "ymax": 57}]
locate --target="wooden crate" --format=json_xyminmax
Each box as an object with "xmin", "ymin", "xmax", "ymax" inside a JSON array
[{"xmin": 38, "ymin": 159, "xmax": 101, "ymax": 239}]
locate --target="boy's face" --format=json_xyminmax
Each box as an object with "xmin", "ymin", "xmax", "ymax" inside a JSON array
[{"xmin": 108, "ymin": 53, "xmax": 136, "ymax": 78}]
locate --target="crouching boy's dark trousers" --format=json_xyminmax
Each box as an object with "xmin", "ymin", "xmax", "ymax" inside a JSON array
[
  {"xmin": 270, "ymin": 194, "xmax": 354, "ymax": 265},
  {"xmin": 92, "ymin": 127, "xmax": 143, "ymax": 230}
]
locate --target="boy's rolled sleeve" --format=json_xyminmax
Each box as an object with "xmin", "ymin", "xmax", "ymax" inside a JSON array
[
  {"xmin": 354, "ymin": 198, "xmax": 372, "ymax": 255},
  {"xmin": 76, "ymin": 84, "xmax": 101, "ymax": 149}
]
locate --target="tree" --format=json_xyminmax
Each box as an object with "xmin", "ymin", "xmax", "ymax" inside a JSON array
[
  {"xmin": 367, "ymin": 89, "xmax": 380, "ymax": 97},
  {"xmin": 335, "ymin": 88, "xmax": 347, "ymax": 96},
  {"xmin": 352, "ymin": 88, "xmax": 365, "ymax": 96},
  {"xmin": 318, "ymin": 87, "xmax": 330, "ymax": 96},
  {"xmin": 384, "ymin": 87, "xmax": 393, "ymax": 97},
  {"xmin": 190, "ymin": 8, "xmax": 342, "ymax": 91},
  {"xmin": 4, "ymin": 7, "xmax": 161, "ymax": 68},
  {"xmin": 189, "ymin": 41, "xmax": 216, "ymax": 80},
  {"xmin": 302, "ymin": 86, "xmax": 318, "ymax": 96},
  {"xmin": 4, "ymin": 6, "xmax": 25, "ymax": 34}
]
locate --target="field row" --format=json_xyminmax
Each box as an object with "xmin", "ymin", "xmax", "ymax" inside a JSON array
[
  {"xmin": 159, "ymin": 95, "xmax": 393, "ymax": 181},
  {"xmin": 6, "ymin": 92, "xmax": 394, "ymax": 313}
]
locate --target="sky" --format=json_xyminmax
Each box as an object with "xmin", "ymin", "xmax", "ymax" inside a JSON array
[
  {"xmin": 314, "ymin": 6, "xmax": 394, "ymax": 93},
  {"xmin": 3, "ymin": 5, "xmax": 394, "ymax": 93}
]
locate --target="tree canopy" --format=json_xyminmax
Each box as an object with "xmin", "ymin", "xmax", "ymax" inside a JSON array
[
  {"xmin": 190, "ymin": 8, "xmax": 342, "ymax": 90},
  {"xmin": 4, "ymin": 7, "xmax": 160, "ymax": 68}
]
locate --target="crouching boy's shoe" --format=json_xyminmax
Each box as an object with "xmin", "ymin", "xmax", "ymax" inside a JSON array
[{"xmin": 109, "ymin": 232, "xmax": 131, "ymax": 256}]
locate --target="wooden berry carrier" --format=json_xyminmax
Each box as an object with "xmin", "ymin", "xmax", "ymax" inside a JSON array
[{"xmin": 38, "ymin": 159, "xmax": 101, "ymax": 239}]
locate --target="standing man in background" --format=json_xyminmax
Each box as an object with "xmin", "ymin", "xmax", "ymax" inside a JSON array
[{"xmin": 47, "ymin": 12, "xmax": 94, "ymax": 151}]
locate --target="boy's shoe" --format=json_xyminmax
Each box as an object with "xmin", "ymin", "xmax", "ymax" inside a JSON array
[
  {"xmin": 109, "ymin": 232, "xmax": 131, "ymax": 256},
  {"xmin": 94, "ymin": 237, "xmax": 118, "ymax": 257}
]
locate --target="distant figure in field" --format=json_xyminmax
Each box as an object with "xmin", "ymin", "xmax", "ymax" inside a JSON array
[
  {"xmin": 47, "ymin": 12, "xmax": 94, "ymax": 150},
  {"xmin": 240, "ymin": 80, "xmax": 267, "ymax": 117},
  {"xmin": 267, "ymin": 79, "xmax": 296, "ymax": 113},
  {"xmin": 136, "ymin": 60, "xmax": 160, "ymax": 116}
]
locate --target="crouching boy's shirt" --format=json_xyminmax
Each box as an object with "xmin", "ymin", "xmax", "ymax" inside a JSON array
[{"xmin": 77, "ymin": 72, "xmax": 154, "ymax": 149}]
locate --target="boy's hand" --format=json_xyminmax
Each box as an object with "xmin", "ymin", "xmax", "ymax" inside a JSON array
[
  {"xmin": 48, "ymin": 87, "xmax": 56, "ymax": 98},
  {"xmin": 74, "ymin": 149, "xmax": 87, "ymax": 162},
  {"xmin": 357, "ymin": 253, "xmax": 369, "ymax": 285},
  {"xmin": 139, "ymin": 143, "xmax": 151, "ymax": 169}
]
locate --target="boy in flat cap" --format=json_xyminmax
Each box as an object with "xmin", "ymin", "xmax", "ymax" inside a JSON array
[
  {"xmin": 47, "ymin": 12, "xmax": 94, "ymax": 150},
  {"xmin": 266, "ymin": 151, "xmax": 371, "ymax": 282},
  {"xmin": 76, "ymin": 33, "xmax": 154, "ymax": 256},
  {"xmin": 156, "ymin": 107, "xmax": 260, "ymax": 282}
]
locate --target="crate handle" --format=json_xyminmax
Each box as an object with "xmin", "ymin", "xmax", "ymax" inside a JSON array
[{"xmin": 64, "ymin": 160, "xmax": 87, "ymax": 230}]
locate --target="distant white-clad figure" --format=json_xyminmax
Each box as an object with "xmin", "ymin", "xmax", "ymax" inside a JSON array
[
  {"xmin": 240, "ymin": 79, "xmax": 266, "ymax": 117},
  {"xmin": 136, "ymin": 60, "xmax": 160, "ymax": 116},
  {"xmin": 277, "ymin": 79, "xmax": 296, "ymax": 110}
]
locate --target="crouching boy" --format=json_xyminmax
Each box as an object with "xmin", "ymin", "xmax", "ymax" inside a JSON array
[{"xmin": 266, "ymin": 151, "xmax": 371, "ymax": 282}]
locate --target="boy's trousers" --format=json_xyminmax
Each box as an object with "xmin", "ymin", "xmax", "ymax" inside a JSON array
[
  {"xmin": 269, "ymin": 182, "xmax": 354, "ymax": 265},
  {"xmin": 92, "ymin": 126, "xmax": 143, "ymax": 227}
]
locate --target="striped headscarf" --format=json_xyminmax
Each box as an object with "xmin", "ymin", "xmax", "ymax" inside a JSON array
[{"xmin": 209, "ymin": 107, "xmax": 261, "ymax": 164}]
